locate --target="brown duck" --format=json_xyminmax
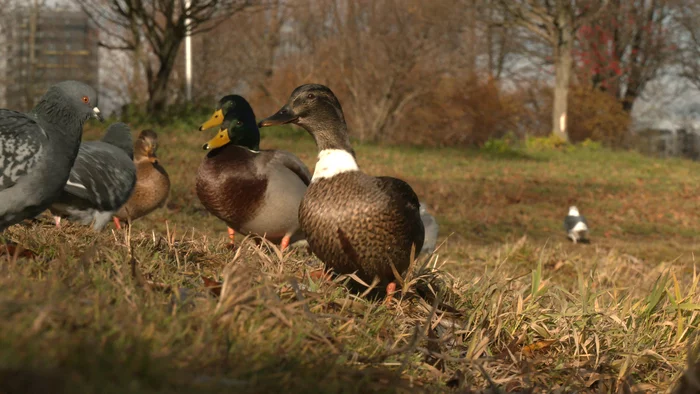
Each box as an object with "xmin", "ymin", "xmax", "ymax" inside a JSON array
[
  {"xmin": 258, "ymin": 84, "xmax": 424, "ymax": 294},
  {"xmin": 196, "ymin": 95, "xmax": 311, "ymax": 250},
  {"xmin": 114, "ymin": 129, "xmax": 170, "ymax": 228}
]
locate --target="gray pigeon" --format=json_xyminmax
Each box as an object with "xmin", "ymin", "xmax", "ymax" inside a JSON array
[
  {"xmin": 49, "ymin": 123, "xmax": 137, "ymax": 230},
  {"xmin": 0, "ymin": 80, "xmax": 103, "ymax": 232},
  {"xmin": 564, "ymin": 205, "xmax": 589, "ymax": 244},
  {"xmin": 419, "ymin": 202, "xmax": 439, "ymax": 255}
]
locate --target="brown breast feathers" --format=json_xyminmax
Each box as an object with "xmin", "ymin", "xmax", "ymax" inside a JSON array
[{"xmin": 196, "ymin": 144, "xmax": 268, "ymax": 230}]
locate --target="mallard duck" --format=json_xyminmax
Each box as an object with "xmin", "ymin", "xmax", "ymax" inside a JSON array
[
  {"xmin": 114, "ymin": 129, "xmax": 170, "ymax": 228},
  {"xmin": 258, "ymin": 84, "xmax": 424, "ymax": 295},
  {"xmin": 196, "ymin": 95, "xmax": 311, "ymax": 250}
]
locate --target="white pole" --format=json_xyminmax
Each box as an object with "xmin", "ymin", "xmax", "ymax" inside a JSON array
[{"xmin": 185, "ymin": 0, "xmax": 192, "ymax": 102}]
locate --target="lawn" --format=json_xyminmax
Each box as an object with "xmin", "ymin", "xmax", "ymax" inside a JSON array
[{"xmin": 1, "ymin": 123, "xmax": 699, "ymax": 393}]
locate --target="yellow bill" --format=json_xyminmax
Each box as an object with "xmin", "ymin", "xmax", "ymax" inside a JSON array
[
  {"xmin": 199, "ymin": 109, "xmax": 224, "ymax": 131},
  {"xmin": 202, "ymin": 128, "xmax": 231, "ymax": 150}
]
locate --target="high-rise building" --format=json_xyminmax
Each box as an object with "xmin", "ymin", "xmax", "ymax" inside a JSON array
[{"xmin": 2, "ymin": 8, "xmax": 99, "ymax": 112}]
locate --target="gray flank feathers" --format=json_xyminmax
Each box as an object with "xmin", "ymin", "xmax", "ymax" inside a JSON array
[{"xmin": 419, "ymin": 202, "xmax": 439, "ymax": 255}]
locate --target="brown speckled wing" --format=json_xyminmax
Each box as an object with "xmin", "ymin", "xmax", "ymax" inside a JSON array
[
  {"xmin": 116, "ymin": 160, "xmax": 170, "ymax": 221},
  {"xmin": 299, "ymin": 171, "xmax": 424, "ymax": 285},
  {"xmin": 375, "ymin": 175, "xmax": 425, "ymax": 251}
]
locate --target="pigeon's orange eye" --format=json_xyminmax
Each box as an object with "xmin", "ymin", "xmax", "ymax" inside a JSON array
[{"xmin": 82, "ymin": 96, "xmax": 89, "ymax": 104}]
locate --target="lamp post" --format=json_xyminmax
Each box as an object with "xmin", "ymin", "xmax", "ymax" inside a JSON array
[{"xmin": 184, "ymin": 0, "xmax": 192, "ymax": 102}]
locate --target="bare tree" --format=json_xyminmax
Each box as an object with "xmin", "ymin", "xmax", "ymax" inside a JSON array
[
  {"xmin": 190, "ymin": 0, "xmax": 287, "ymax": 104},
  {"xmin": 210, "ymin": 0, "xmax": 458, "ymax": 143},
  {"xmin": 577, "ymin": 0, "xmax": 675, "ymax": 112},
  {"xmin": 310, "ymin": 0, "xmax": 456, "ymax": 142},
  {"xmin": 675, "ymin": 0, "xmax": 700, "ymax": 90},
  {"xmin": 76, "ymin": 0, "xmax": 258, "ymax": 115},
  {"xmin": 499, "ymin": 0, "xmax": 609, "ymax": 142}
]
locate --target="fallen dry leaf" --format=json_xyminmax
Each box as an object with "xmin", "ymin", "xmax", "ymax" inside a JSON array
[
  {"xmin": 201, "ymin": 276, "xmax": 222, "ymax": 297},
  {"xmin": 0, "ymin": 243, "xmax": 37, "ymax": 259},
  {"xmin": 522, "ymin": 339, "xmax": 556, "ymax": 357}
]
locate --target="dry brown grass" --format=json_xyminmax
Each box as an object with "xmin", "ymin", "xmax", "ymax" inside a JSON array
[{"xmin": 0, "ymin": 126, "xmax": 698, "ymax": 393}]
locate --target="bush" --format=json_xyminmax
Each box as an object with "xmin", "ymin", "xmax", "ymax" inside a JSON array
[
  {"xmin": 482, "ymin": 132, "xmax": 522, "ymax": 155},
  {"xmin": 525, "ymin": 135, "xmax": 569, "ymax": 151},
  {"xmin": 567, "ymin": 85, "xmax": 631, "ymax": 147},
  {"xmin": 398, "ymin": 75, "xmax": 533, "ymax": 147}
]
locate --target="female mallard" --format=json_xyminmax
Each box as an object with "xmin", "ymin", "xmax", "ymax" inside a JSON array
[
  {"xmin": 258, "ymin": 84, "xmax": 424, "ymax": 295},
  {"xmin": 196, "ymin": 95, "xmax": 311, "ymax": 250},
  {"xmin": 114, "ymin": 129, "xmax": 170, "ymax": 228}
]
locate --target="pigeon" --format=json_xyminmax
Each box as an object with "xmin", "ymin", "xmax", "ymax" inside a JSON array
[
  {"xmin": 564, "ymin": 206, "xmax": 589, "ymax": 244},
  {"xmin": 419, "ymin": 202, "xmax": 439, "ymax": 255},
  {"xmin": 0, "ymin": 80, "xmax": 103, "ymax": 231},
  {"xmin": 49, "ymin": 122, "xmax": 137, "ymax": 230}
]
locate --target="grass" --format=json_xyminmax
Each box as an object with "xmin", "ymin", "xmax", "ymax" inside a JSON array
[{"xmin": 1, "ymin": 123, "xmax": 699, "ymax": 393}]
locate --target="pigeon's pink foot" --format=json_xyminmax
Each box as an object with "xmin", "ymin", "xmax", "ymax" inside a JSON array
[
  {"xmin": 385, "ymin": 282, "xmax": 397, "ymax": 305},
  {"xmin": 53, "ymin": 216, "xmax": 61, "ymax": 228}
]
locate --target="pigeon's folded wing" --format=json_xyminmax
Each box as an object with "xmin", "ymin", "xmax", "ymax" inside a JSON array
[
  {"xmin": 65, "ymin": 142, "xmax": 136, "ymax": 210},
  {"xmin": 0, "ymin": 110, "xmax": 46, "ymax": 191},
  {"xmin": 564, "ymin": 215, "xmax": 582, "ymax": 231}
]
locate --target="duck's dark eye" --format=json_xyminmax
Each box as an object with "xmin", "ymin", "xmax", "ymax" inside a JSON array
[
  {"xmin": 307, "ymin": 93, "xmax": 315, "ymax": 99},
  {"xmin": 236, "ymin": 121, "xmax": 242, "ymax": 126}
]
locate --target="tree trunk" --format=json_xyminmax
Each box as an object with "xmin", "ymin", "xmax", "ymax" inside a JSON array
[
  {"xmin": 621, "ymin": 25, "xmax": 647, "ymax": 113},
  {"xmin": 146, "ymin": 40, "xmax": 182, "ymax": 116},
  {"xmin": 551, "ymin": 16, "xmax": 574, "ymax": 142},
  {"xmin": 147, "ymin": 72, "xmax": 171, "ymax": 115}
]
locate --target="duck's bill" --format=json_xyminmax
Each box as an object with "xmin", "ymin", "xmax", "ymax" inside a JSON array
[
  {"xmin": 258, "ymin": 108, "xmax": 298, "ymax": 127},
  {"xmin": 199, "ymin": 109, "xmax": 224, "ymax": 131},
  {"xmin": 202, "ymin": 128, "xmax": 230, "ymax": 150},
  {"xmin": 92, "ymin": 107, "xmax": 104, "ymax": 122}
]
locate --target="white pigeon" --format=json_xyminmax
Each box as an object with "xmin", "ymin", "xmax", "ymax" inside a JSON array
[{"xmin": 564, "ymin": 206, "xmax": 589, "ymax": 244}]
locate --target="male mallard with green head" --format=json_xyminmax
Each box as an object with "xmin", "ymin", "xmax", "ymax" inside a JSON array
[
  {"xmin": 114, "ymin": 130, "xmax": 170, "ymax": 228},
  {"xmin": 258, "ymin": 84, "xmax": 424, "ymax": 296},
  {"xmin": 197, "ymin": 95, "xmax": 311, "ymax": 250}
]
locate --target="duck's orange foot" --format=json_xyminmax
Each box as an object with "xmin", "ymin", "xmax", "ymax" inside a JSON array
[
  {"xmin": 227, "ymin": 227, "xmax": 235, "ymax": 241},
  {"xmin": 113, "ymin": 217, "xmax": 122, "ymax": 230},
  {"xmin": 226, "ymin": 227, "xmax": 237, "ymax": 248},
  {"xmin": 309, "ymin": 268, "xmax": 331, "ymax": 282},
  {"xmin": 384, "ymin": 282, "xmax": 397, "ymax": 305},
  {"xmin": 280, "ymin": 234, "xmax": 291, "ymax": 251}
]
